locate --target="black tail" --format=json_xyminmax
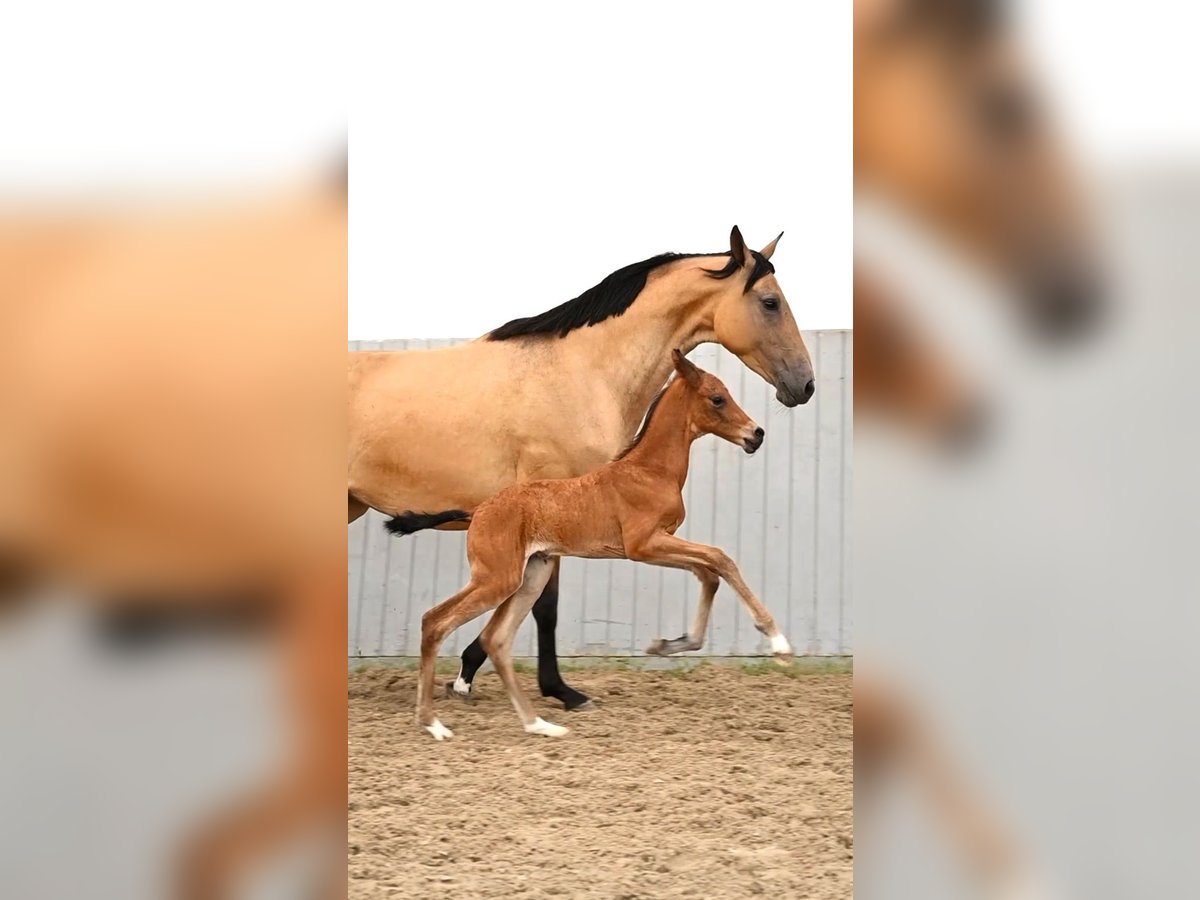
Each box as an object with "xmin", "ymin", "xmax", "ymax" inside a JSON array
[{"xmin": 383, "ymin": 509, "xmax": 472, "ymax": 536}]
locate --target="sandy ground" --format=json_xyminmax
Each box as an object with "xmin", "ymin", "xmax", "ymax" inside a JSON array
[{"xmin": 349, "ymin": 664, "xmax": 852, "ymax": 899}]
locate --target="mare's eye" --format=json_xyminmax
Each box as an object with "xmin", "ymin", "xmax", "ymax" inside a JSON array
[
  {"xmin": 711, "ymin": 395, "xmax": 725, "ymax": 408},
  {"xmin": 761, "ymin": 296, "xmax": 780, "ymax": 311}
]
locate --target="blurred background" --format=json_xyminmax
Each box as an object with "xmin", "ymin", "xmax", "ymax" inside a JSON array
[
  {"xmin": 854, "ymin": 0, "xmax": 1200, "ymax": 897},
  {"xmin": 0, "ymin": 3, "xmax": 346, "ymax": 898}
]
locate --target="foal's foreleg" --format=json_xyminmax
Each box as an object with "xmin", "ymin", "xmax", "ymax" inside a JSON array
[
  {"xmin": 646, "ymin": 568, "xmax": 718, "ymax": 656},
  {"xmin": 631, "ymin": 534, "xmax": 792, "ymax": 662}
]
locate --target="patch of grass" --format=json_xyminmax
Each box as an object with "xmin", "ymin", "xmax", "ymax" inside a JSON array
[
  {"xmin": 740, "ymin": 657, "xmax": 853, "ymax": 678},
  {"xmin": 349, "ymin": 655, "xmax": 853, "ymax": 677},
  {"xmin": 658, "ymin": 663, "xmax": 695, "ymax": 679}
]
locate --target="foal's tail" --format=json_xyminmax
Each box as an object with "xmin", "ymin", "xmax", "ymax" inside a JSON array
[{"xmin": 383, "ymin": 509, "xmax": 472, "ymax": 536}]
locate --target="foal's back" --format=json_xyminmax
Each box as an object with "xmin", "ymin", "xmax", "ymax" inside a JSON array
[{"xmin": 468, "ymin": 464, "xmax": 638, "ymax": 563}]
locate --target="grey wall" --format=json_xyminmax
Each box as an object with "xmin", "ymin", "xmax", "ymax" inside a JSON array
[{"xmin": 349, "ymin": 331, "xmax": 852, "ymax": 658}]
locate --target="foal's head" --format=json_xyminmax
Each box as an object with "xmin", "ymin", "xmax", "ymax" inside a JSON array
[{"xmin": 671, "ymin": 350, "xmax": 764, "ymax": 454}]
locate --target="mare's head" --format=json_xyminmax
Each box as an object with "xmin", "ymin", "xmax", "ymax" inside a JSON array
[
  {"xmin": 855, "ymin": 0, "xmax": 1103, "ymax": 339},
  {"xmin": 706, "ymin": 227, "xmax": 815, "ymax": 407},
  {"xmin": 672, "ymin": 350, "xmax": 764, "ymax": 454}
]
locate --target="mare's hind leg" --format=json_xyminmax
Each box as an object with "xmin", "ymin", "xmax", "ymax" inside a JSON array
[
  {"xmin": 454, "ymin": 558, "xmax": 593, "ymax": 711},
  {"xmin": 479, "ymin": 555, "xmax": 567, "ymax": 736},
  {"xmin": 418, "ymin": 575, "xmax": 519, "ymax": 740},
  {"xmin": 647, "ymin": 568, "xmax": 718, "ymax": 656}
]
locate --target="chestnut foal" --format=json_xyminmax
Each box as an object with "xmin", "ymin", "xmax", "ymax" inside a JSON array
[{"xmin": 407, "ymin": 351, "xmax": 794, "ymax": 740}]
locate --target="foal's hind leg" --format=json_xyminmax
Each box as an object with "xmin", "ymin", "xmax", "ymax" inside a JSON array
[
  {"xmin": 417, "ymin": 576, "xmax": 519, "ymax": 740},
  {"xmin": 478, "ymin": 555, "xmax": 568, "ymax": 736},
  {"xmin": 454, "ymin": 559, "xmax": 592, "ymax": 711}
]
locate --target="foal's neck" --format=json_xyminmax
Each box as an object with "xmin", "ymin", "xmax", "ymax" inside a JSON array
[{"xmin": 622, "ymin": 384, "xmax": 697, "ymax": 490}]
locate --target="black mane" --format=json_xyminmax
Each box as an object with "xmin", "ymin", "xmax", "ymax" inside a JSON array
[
  {"xmin": 486, "ymin": 249, "xmax": 775, "ymax": 341},
  {"xmin": 616, "ymin": 378, "xmax": 678, "ymax": 460}
]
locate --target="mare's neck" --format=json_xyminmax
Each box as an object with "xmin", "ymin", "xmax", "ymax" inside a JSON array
[
  {"xmin": 548, "ymin": 257, "xmax": 723, "ymax": 441},
  {"xmin": 622, "ymin": 382, "xmax": 697, "ymax": 489}
]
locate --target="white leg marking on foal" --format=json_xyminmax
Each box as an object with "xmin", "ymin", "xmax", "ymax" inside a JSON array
[
  {"xmin": 452, "ymin": 676, "xmax": 471, "ymax": 695},
  {"xmin": 770, "ymin": 633, "xmax": 793, "ymax": 655},
  {"xmin": 524, "ymin": 717, "xmax": 569, "ymax": 737},
  {"xmin": 424, "ymin": 719, "xmax": 454, "ymax": 741}
]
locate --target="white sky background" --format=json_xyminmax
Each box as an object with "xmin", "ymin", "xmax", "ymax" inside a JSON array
[
  {"xmin": 349, "ymin": 2, "xmax": 852, "ymax": 339},
  {"xmin": 0, "ymin": 2, "xmax": 1195, "ymax": 333}
]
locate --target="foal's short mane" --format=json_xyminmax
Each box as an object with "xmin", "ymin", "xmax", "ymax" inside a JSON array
[
  {"xmin": 615, "ymin": 378, "xmax": 675, "ymax": 460},
  {"xmin": 486, "ymin": 249, "xmax": 775, "ymax": 341}
]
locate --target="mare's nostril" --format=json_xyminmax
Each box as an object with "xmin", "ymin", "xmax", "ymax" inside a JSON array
[
  {"xmin": 754, "ymin": 427, "xmax": 765, "ymax": 439},
  {"xmin": 803, "ymin": 379, "xmax": 815, "ymax": 400}
]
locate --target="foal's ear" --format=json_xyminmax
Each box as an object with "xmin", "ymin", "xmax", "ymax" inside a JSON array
[
  {"xmin": 672, "ymin": 349, "xmax": 702, "ymax": 386},
  {"xmin": 760, "ymin": 231, "xmax": 784, "ymax": 260},
  {"xmin": 728, "ymin": 225, "xmax": 753, "ymax": 268}
]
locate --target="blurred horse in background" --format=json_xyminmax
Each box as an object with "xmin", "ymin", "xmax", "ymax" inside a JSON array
[
  {"xmin": 0, "ymin": 169, "xmax": 347, "ymax": 899},
  {"xmin": 854, "ymin": 1, "xmax": 1105, "ymax": 896}
]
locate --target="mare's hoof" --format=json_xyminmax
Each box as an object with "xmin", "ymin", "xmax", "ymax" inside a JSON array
[
  {"xmin": 443, "ymin": 680, "xmax": 477, "ymax": 704},
  {"xmin": 544, "ymin": 684, "xmax": 596, "ymax": 711},
  {"xmin": 524, "ymin": 717, "xmax": 569, "ymax": 737},
  {"xmin": 423, "ymin": 719, "xmax": 454, "ymax": 741}
]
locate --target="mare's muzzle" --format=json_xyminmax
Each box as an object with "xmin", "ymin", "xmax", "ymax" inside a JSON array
[{"xmin": 774, "ymin": 366, "xmax": 816, "ymax": 407}]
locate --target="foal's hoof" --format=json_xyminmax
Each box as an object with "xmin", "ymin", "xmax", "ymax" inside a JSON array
[
  {"xmin": 646, "ymin": 634, "xmax": 701, "ymax": 656},
  {"xmin": 423, "ymin": 719, "xmax": 454, "ymax": 741},
  {"xmin": 524, "ymin": 717, "xmax": 569, "ymax": 737},
  {"xmin": 770, "ymin": 634, "xmax": 794, "ymax": 664},
  {"xmin": 444, "ymin": 679, "xmax": 477, "ymax": 704}
]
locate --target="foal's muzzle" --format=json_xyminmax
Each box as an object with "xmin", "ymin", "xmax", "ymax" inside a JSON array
[{"xmin": 742, "ymin": 426, "xmax": 765, "ymax": 454}]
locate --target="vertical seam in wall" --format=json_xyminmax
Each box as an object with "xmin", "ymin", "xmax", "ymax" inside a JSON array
[
  {"xmin": 787, "ymin": 371, "xmax": 796, "ymax": 643},
  {"xmin": 630, "ymin": 559, "xmax": 638, "ymax": 655},
  {"xmin": 405, "ymin": 528, "xmax": 418, "ymax": 655},
  {"xmin": 377, "ymin": 526, "xmax": 392, "ymax": 656},
  {"xmin": 810, "ymin": 331, "xmax": 822, "ymax": 652},
  {"xmin": 708, "ymin": 423, "xmax": 719, "ymax": 651},
  {"xmin": 839, "ymin": 331, "xmax": 849, "ymax": 654},
  {"xmin": 734, "ymin": 362, "xmax": 746, "ymax": 652},
  {"xmin": 760, "ymin": 370, "xmax": 770, "ymax": 653}
]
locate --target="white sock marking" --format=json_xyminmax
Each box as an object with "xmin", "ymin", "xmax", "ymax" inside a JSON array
[
  {"xmin": 452, "ymin": 676, "xmax": 471, "ymax": 695},
  {"xmin": 770, "ymin": 633, "xmax": 793, "ymax": 656},
  {"xmin": 424, "ymin": 719, "xmax": 454, "ymax": 741},
  {"xmin": 524, "ymin": 717, "xmax": 569, "ymax": 737}
]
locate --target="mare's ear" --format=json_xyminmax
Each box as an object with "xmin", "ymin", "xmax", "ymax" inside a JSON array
[
  {"xmin": 671, "ymin": 349, "xmax": 702, "ymax": 387},
  {"xmin": 728, "ymin": 225, "xmax": 753, "ymax": 268},
  {"xmin": 760, "ymin": 231, "xmax": 783, "ymax": 260}
]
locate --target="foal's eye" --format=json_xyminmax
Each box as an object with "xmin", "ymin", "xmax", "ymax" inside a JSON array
[
  {"xmin": 761, "ymin": 296, "xmax": 780, "ymax": 311},
  {"xmin": 710, "ymin": 395, "xmax": 725, "ymax": 408}
]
